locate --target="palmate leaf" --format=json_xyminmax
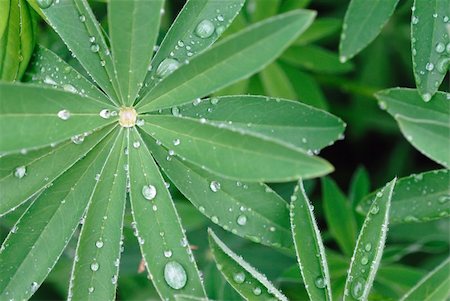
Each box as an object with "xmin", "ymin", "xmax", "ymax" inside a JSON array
[
  {"xmin": 400, "ymin": 258, "xmax": 450, "ymax": 301},
  {"xmin": 128, "ymin": 129, "xmax": 206, "ymax": 300},
  {"xmin": 290, "ymin": 181, "xmax": 332, "ymax": 301},
  {"xmin": 208, "ymin": 229, "xmax": 288, "ymax": 301},
  {"xmin": 0, "ymin": 129, "xmax": 120, "ymax": 301},
  {"xmin": 137, "ymin": 9, "xmax": 316, "ymax": 112},
  {"xmin": 0, "ymin": 83, "xmax": 116, "ymax": 154},
  {"xmin": 339, "ymin": 0, "xmax": 399, "ymax": 62},
  {"xmin": 138, "ymin": 0, "xmax": 245, "ymax": 98},
  {"xmin": 376, "ymin": 88, "xmax": 450, "ymax": 167},
  {"xmin": 343, "ymin": 178, "xmax": 396, "ymax": 301},
  {"xmin": 145, "ymin": 135, "xmax": 292, "ymax": 250},
  {"xmin": 0, "ymin": 124, "xmax": 115, "ymax": 216},
  {"xmin": 411, "ymin": 0, "xmax": 450, "ymax": 102},
  {"xmin": 140, "ymin": 115, "xmax": 332, "ymax": 182},
  {"xmin": 24, "ymin": 45, "xmax": 112, "ymax": 105},
  {"xmin": 171, "ymin": 95, "xmax": 344, "ymax": 152},
  {"xmin": 108, "ymin": 0, "xmax": 164, "ymax": 105},
  {"xmin": 359, "ymin": 169, "xmax": 449, "ymax": 224},
  {"xmin": 69, "ymin": 129, "xmax": 127, "ymax": 300},
  {"xmin": 27, "ymin": 0, "xmax": 120, "ymax": 100}
]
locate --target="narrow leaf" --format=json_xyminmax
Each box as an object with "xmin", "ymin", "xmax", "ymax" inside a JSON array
[
  {"xmin": 359, "ymin": 169, "xmax": 449, "ymax": 224},
  {"xmin": 108, "ymin": 0, "xmax": 164, "ymax": 105},
  {"xmin": 69, "ymin": 130, "xmax": 127, "ymax": 300},
  {"xmin": 208, "ymin": 229, "xmax": 288, "ymax": 301},
  {"xmin": 144, "ymin": 135, "xmax": 293, "ymax": 250},
  {"xmin": 322, "ymin": 177, "xmax": 358, "ymax": 256},
  {"xmin": 137, "ymin": 9, "xmax": 315, "ymax": 112},
  {"xmin": 128, "ymin": 128, "xmax": 206, "ymax": 300},
  {"xmin": 0, "ymin": 129, "xmax": 120, "ymax": 301},
  {"xmin": 290, "ymin": 181, "xmax": 332, "ymax": 301},
  {"xmin": 260, "ymin": 62, "xmax": 297, "ymax": 100},
  {"xmin": 0, "ymin": 125, "xmax": 115, "ymax": 217},
  {"xmin": 343, "ymin": 178, "xmax": 396, "ymax": 301},
  {"xmin": 400, "ymin": 258, "xmax": 450, "ymax": 301},
  {"xmin": 140, "ymin": 115, "xmax": 333, "ymax": 181},
  {"xmin": 339, "ymin": 0, "xmax": 399, "ymax": 62},
  {"xmin": 0, "ymin": 0, "xmax": 20, "ymax": 80},
  {"xmin": 349, "ymin": 166, "xmax": 370, "ymax": 209},
  {"xmin": 411, "ymin": 0, "xmax": 450, "ymax": 101},
  {"xmin": 17, "ymin": 0, "xmax": 37, "ymax": 79},
  {"xmin": 295, "ymin": 17, "xmax": 342, "ymax": 45},
  {"xmin": 0, "ymin": 83, "xmax": 116, "ymax": 154}
]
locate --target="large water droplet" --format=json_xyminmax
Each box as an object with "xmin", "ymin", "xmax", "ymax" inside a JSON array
[
  {"xmin": 36, "ymin": 0, "xmax": 53, "ymax": 9},
  {"xmin": 14, "ymin": 166, "xmax": 27, "ymax": 179},
  {"xmin": 156, "ymin": 58, "xmax": 180, "ymax": 78},
  {"xmin": 164, "ymin": 261, "xmax": 187, "ymax": 290},
  {"xmin": 195, "ymin": 20, "xmax": 215, "ymax": 38},
  {"xmin": 351, "ymin": 277, "xmax": 365, "ymax": 299},
  {"xmin": 233, "ymin": 272, "xmax": 246, "ymax": 283},
  {"xmin": 57, "ymin": 109, "xmax": 71, "ymax": 120},
  {"xmin": 209, "ymin": 181, "xmax": 221, "ymax": 192},
  {"xmin": 142, "ymin": 184, "xmax": 157, "ymax": 200}
]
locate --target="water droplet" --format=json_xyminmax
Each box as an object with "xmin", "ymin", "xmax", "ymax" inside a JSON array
[
  {"xmin": 88, "ymin": 287, "xmax": 94, "ymax": 293},
  {"xmin": 99, "ymin": 109, "xmax": 111, "ymax": 119},
  {"xmin": 422, "ymin": 93, "xmax": 432, "ymax": 102},
  {"xmin": 233, "ymin": 272, "xmax": 245, "ymax": 283},
  {"xmin": 36, "ymin": 0, "xmax": 53, "ymax": 9},
  {"xmin": 364, "ymin": 243, "xmax": 372, "ymax": 251},
  {"xmin": 361, "ymin": 256, "xmax": 369, "ymax": 265},
  {"xmin": 14, "ymin": 166, "xmax": 27, "ymax": 179},
  {"xmin": 436, "ymin": 42, "xmax": 446, "ymax": 53},
  {"xmin": 412, "ymin": 16, "xmax": 419, "ymax": 24},
  {"xmin": 315, "ymin": 276, "xmax": 326, "ymax": 289},
  {"xmin": 209, "ymin": 181, "xmax": 221, "ymax": 192},
  {"xmin": 31, "ymin": 281, "xmax": 39, "ymax": 293},
  {"xmin": 90, "ymin": 262, "xmax": 99, "ymax": 272},
  {"xmin": 171, "ymin": 107, "xmax": 180, "ymax": 117},
  {"xmin": 211, "ymin": 216, "xmax": 219, "ymax": 223},
  {"xmin": 164, "ymin": 250, "xmax": 173, "ymax": 258},
  {"xmin": 71, "ymin": 134, "xmax": 85, "ymax": 145},
  {"xmin": 237, "ymin": 215, "xmax": 247, "ymax": 226},
  {"xmin": 89, "ymin": 36, "xmax": 96, "ymax": 43},
  {"xmin": 199, "ymin": 206, "xmax": 205, "ymax": 213},
  {"xmin": 173, "ymin": 139, "xmax": 180, "ymax": 146},
  {"xmin": 436, "ymin": 57, "xmax": 450, "ymax": 73},
  {"xmin": 351, "ymin": 277, "xmax": 365, "ymax": 299},
  {"xmin": 425, "ymin": 62, "xmax": 434, "ymax": 71},
  {"xmin": 111, "ymin": 275, "xmax": 118, "ymax": 285},
  {"xmin": 370, "ymin": 204, "xmax": 379, "ymax": 215},
  {"xmin": 439, "ymin": 195, "xmax": 450, "ymax": 204},
  {"xmin": 142, "ymin": 185, "xmax": 157, "ymax": 200},
  {"xmin": 95, "ymin": 240, "xmax": 104, "ymax": 248},
  {"xmin": 156, "ymin": 58, "xmax": 180, "ymax": 78},
  {"xmin": 164, "ymin": 261, "xmax": 187, "ymax": 290},
  {"xmin": 63, "ymin": 84, "xmax": 77, "ymax": 93},
  {"xmin": 57, "ymin": 109, "xmax": 71, "ymax": 120},
  {"xmin": 90, "ymin": 44, "xmax": 100, "ymax": 53},
  {"xmin": 79, "ymin": 14, "xmax": 86, "ymax": 22},
  {"xmin": 253, "ymin": 287, "xmax": 262, "ymax": 295},
  {"xmin": 133, "ymin": 141, "xmax": 141, "ymax": 148},
  {"xmin": 195, "ymin": 19, "xmax": 215, "ymax": 38},
  {"xmin": 210, "ymin": 97, "xmax": 219, "ymax": 105}
]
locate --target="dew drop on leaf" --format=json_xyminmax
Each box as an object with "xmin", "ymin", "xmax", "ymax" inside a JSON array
[
  {"xmin": 436, "ymin": 42, "xmax": 446, "ymax": 53},
  {"xmin": 142, "ymin": 184, "xmax": 157, "ymax": 200},
  {"xmin": 253, "ymin": 287, "xmax": 262, "ymax": 295},
  {"xmin": 14, "ymin": 166, "xmax": 27, "ymax": 179},
  {"xmin": 195, "ymin": 20, "xmax": 215, "ymax": 39},
  {"xmin": 57, "ymin": 109, "xmax": 70, "ymax": 120},
  {"xmin": 111, "ymin": 275, "xmax": 118, "ymax": 285},
  {"xmin": 370, "ymin": 204, "xmax": 379, "ymax": 215},
  {"xmin": 361, "ymin": 256, "xmax": 369, "ymax": 265},
  {"xmin": 30, "ymin": 281, "xmax": 39, "ymax": 293},
  {"xmin": 236, "ymin": 215, "xmax": 247, "ymax": 226},
  {"xmin": 156, "ymin": 58, "xmax": 180, "ymax": 78},
  {"xmin": 90, "ymin": 44, "xmax": 100, "ymax": 53},
  {"xmin": 36, "ymin": 0, "xmax": 53, "ymax": 9},
  {"xmin": 95, "ymin": 240, "xmax": 104, "ymax": 248},
  {"xmin": 439, "ymin": 195, "xmax": 450, "ymax": 204},
  {"xmin": 364, "ymin": 243, "xmax": 372, "ymax": 252},
  {"xmin": 315, "ymin": 276, "xmax": 325, "ymax": 289},
  {"xmin": 71, "ymin": 134, "xmax": 85, "ymax": 145},
  {"xmin": 163, "ymin": 261, "xmax": 187, "ymax": 290},
  {"xmin": 90, "ymin": 262, "xmax": 99, "ymax": 272},
  {"xmin": 351, "ymin": 277, "xmax": 365, "ymax": 299},
  {"xmin": 63, "ymin": 84, "xmax": 77, "ymax": 94},
  {"xmin": 233, "ymin": 271, "xmax": 245, "ymax": 283},
  {"xmin": 99, "ymin": 109, "xmax": 111, "ymax": 119},
  {"xmin": 211, "ymin": 216, "xmax": 219, "ymax": 223},
  {"xmin": 425, "ymin": 62, "xmax": 434, "ymax": 71},
  {"xmin": 164, "ymin": 250, "xmax": 173, "ymax": 258},
  {"xmin": 210, "ymin": 181, "xmax": 221, "ymax": 192},
  {"xmin": 88, "ymin": 287, "xmax": 94, "ymax": 293},
  {"xmin": 133, "ymin": 141, "xmax": 141, "ymax": 148}
]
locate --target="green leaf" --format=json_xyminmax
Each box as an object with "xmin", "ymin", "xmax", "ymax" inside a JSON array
[
  {"xmin": 144, "ymin": 136, "xmax": 293, "ymax": 250},
  {"xmin": 139, "ymin": 0, "xmax": 245, "ymax": 98},
  {"xmin": 172, "ymin": 95, "xmax": 344, "ymax": 152},
  {"xmin": 411, "ymin": 0, "xmax": 450, "ymax": 101},
  {"xmin": 290, "ymin": 181, "xmax": 332, "ymax": 301},
  {"xmin": 400, "ymin": 258, "xmax": 450, "ymax": 301},
  {"xmin": 349, "ymin": 166, "xmax": 370, "ymax": 209},
  {"xmin": 208, "ymin": 229, "xmax": 288, "ymax": 301},
  {"xmin": 0, "ymin": 129, "xmax": 120, "ymax": 301},
  {"xmin": 128, "ymin": 128, "xmax": 206, "ymax": 300},
  {"xmin": 0, "ymin": 0, "xmax": 20, "ymax": 80},
  {"xmin": 339, "ymin": 0, "xmax": 399, "ymax": 62},
  {"xmin": 0, "ymin": 124, "xmax": 115, "ymax": 217},
  {"xmin": 376, "ymin": 265, "xmax": 426, "ymax": 296},
  {"xmin": 137, "ymin": 9, "xmax": 316, "ymax": 112},
  {"xmin": 295, "ymin": 17, "xmax": 342, "ymax": 45},
  {"xmin": 24, "ymin": 45, "xmax": 112, "ymax": 105},
  {"xmin": 322, "ymin": 177, "xmax": 358, "ymax": 256},
  {"xmin": 175, "ymin": 295, "xmax": 209, "ymax": 301},
  {"xmin": 17, "ymin": 0, "xmax": 37, "ymax": 79},
  {"xmin": 0, "ymin": 83, "xmax": 116, "ymax": 154},
  {"xmin": 343, "ymin": 178, "xmax": 396, "ymax": 301},
  {"xmin": 247, "ymin": 0, "xmax": 281, "ymax": 22},
  {"xmin": 281, "ymin": 45, "xmax": 354, "ymax": 74},
  {"xmin": 0, "ymin": 0, "xmax": 10, "ymax": 38},
  {"xmin": 260, "ymin": 62, "xmax": 297, "ymax": 100},
  {"xmin": 108, "ymin": 0, "xmax": 164, "ymax": 105},
  {"xmin": 375, "ymin": 88, "xmax": 450, "ymax": 167},
  {"xmin": 69, "ymin": 129, "xmax": 127, "ymax": 300},
  {"xmin": 140, "ymin": 115, "xmax": 333, "ymax": 181},
  {"xmin": 29, "ymin": 0, "xmax": 120, "ymax": 100},
  {"xmin": 359, "ymin": 169, "xmax": 449, "ymax": 224}
]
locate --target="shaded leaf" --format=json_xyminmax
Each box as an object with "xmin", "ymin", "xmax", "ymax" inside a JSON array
[
  {"xmin": 349, "ymin": 166, "xmax": 370, "ymax": 209},
  {"xmin": 260, "ymin": 62, "xmax": 297, "ymax": 100},
  {"xmin": 295, "ymin": 17, "xmax": 342, "ymax": 45}
]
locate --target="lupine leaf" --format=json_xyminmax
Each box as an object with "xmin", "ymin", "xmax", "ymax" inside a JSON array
[
  {"xmin": 376, "ymin": 88, "xmax": 450, "ymax": 167},
  {"xmin": 108, "ymin": 0, "xmax": 164, "ymax": 105},
  {"xmin": 0, "ymin": 129, "xmax": 120, "ymax": 301},
  {"xmin": 259, "ymin": 62, "xmax": 297, "ymax": 100},
  {"xmin": 411, "ymin": 0, "xmax": 450, "ymax": 101},
  {"xmin": 145, "ymin": 136, "xmax": 292, "ymax": 250},
  {"xmin": 139, "ymin": 0, "xmax": 245, "ymax": 99},
  {"xmin": 17, "ymin": 0, "xmax": 37, "ymax": 79},
  {"xmin": 0, "ymin": 125, "xmax": 115, "ymax": 217},
  {"xmin": 290, "ymin": 181, "xmax": 332, "ymax": 301},
  {"xmin": 0, "ymin": 0, "xmax": 20, "ymax": 80},
  {"xmin": 339, "ymin": 0, "xmax": 399, "ymax": 62},
  {"xmin": 128, "ymin": 128, "xmax": 206, "ymax": 300},
  {"xmin": 172, "ymin": 95, "xmax": 344, "ymax": 152},
  {"xmin": 0, "ymin": 83, "xmax": 116, "ymax": 154},
  {"xmin": 137, "ymin": 9, "xmax": 315, "ymax": 112},
  {"xmin": 140, "ymin": 115, "xmax": 333, "ymax": 182},
  {"xmin": 69, "ymin": 129, "xmax": 127, "ymax": 300},
  {"xmin": 349, "ymin": 166, "xmax": 370, "ymax": 209},
  {"xmin": 343, "ymin": 178, "xmax": 396, "ymax": 301},
  {"xmin": 208, "ymin": 229, "xmax": 288, "ymax": 301},
  {"xmin": 295, "ymin": 17, "xmax": 341, "ymax": 45},
  {"xmin": 400, "ymin": 258, "xmax": 450, "ymax": 301},
  {"xmin": 359, "ymin": 169, "xmax": 449, "ymax": 224}
]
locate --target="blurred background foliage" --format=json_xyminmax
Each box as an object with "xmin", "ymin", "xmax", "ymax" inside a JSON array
[{"xmin": 0, "ymin": 0, "xmax": 448, "ymax": 300}]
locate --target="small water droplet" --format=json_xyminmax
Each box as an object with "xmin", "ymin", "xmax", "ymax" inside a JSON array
[
  {"xmin": 412, "ymin": 16, "xmax": 419, "ymax": 24},
  {"xmin": 237, "ymin": 215, "xmax": 247, "ymax": 226},
  {"xmin": 79, "ymin": 14, "xmax": 86, "ymax": 22},
  {"xmin": 361, "ymin": 256, "xmax": 369, "ymax": 265},
  {"xmin": 315, "ymin": 276, "xmax": 326, "ymax": 289},
  {"xmin": 422, "ymin": 93, "xmax": 432, "ymax": 102},
  {"xmin": 364, "ymin": 243, "xmax": 372, "ymax": 251},
  {"xmin": 142, "ymin": 185, "xmax": 157, "ymax": 200},
  {"xmin": 156, "ymin": 58, "xmax": 180, "ymax": 78},
  {"xmin": 36, "ymin": 0, "xmax": 53, "ymax": 9},
  {"xmin": 111, "ymin": 275, "xmax": 118, "ymax": 285},
  {"xmin": 31, "ymin": 281, "xmax": 39, "ymax": 293},
  {"xmin": 233, "ymin": 272, "xmax": 245, "ymax": 283},
  {"xmin": 95, "ymin": 240, "xmax": 104, "ymax": 248},
  {"xmin": 370, "ymin": 204, "xmax": 379, "ymax": 215},
  {"xmin": 88, "ymin": 287, "xmax": 94, "ymax": 293},
  {"xmin": 133, "ymin": 141, "xmax": 141, "ymax": 148},
  {"xmin": 425, "ymin": 62, "xmax": 434, "ymax": 71},
  {"xmin": 439, "ymin": 195, "xmax": 450, "ymax": 204},
  {"xmin": 90, "ymin": 44, "xmax": 100, "ymax": 53},
  {"xmin": 351, "ymin": 277, "xmax": 365, "ymax": 299},
  {"xmin": 99, "ymin": 109, "xmax": 111, "ymax": 119},
  {"xmin": 164, "ymin": 250, "xmax": 173, "ymax": 258},
  {"xmin": 253, "ymin": 287, "xmax": 262, "ymax": 295},
  {"xmin": 171, "ymin": 107, "xmax": 180, "ymax": 117},
  {"xmin": 90, "ymin": 262, "xmax": 99, "ymax": 272},
  {"xmin": 211, "ymin": 216, "xmax": 219, "ymax": 223},
  {"xmin": 436, "ymin": 42, "xmax": 446, "ymax": 53},
  {"xmin": 14, "ymin": 166, "xmax": 27, "ymax": 179},
  {"xmin": 164, "ymin": 261, "xmax": 187, "ymax": 290},
  {"xmin": 57, "ymin": 109, "xmax": 71, "ymax": 120},
  {"xmin": 63, "ymin": 84, "xmax": 77, "ymax": 93},
  {"xmin": 195, "ymin": 19, "xmax": 215, "ymax": 38},
  {"xmin": 199, "ymin": 206, "xmax": 205, "ymax": 213},
  {"xmin": 210, "ymin": 181, "xmax": 221, "ymax": 192},
  {"xmin": 71, "ymin": 134, "xmax": 85, "ymax": 145},
  {"xmin": 173, "ymin": 139, "xmax": 180, "ymax": 146}
]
